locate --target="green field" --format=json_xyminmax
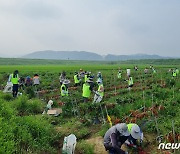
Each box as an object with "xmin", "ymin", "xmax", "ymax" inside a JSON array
[{"xmin": 0, "ymin": 58, "xmax": 179, "ymax": 154}]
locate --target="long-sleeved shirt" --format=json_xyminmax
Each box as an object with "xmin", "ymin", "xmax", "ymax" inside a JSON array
[{"xmin": 104, "ymin": 125, "xmax": 129, "ymax": 154}]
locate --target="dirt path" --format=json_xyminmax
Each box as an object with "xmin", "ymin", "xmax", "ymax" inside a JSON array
[
  {"xmin": 85, "ymin": 134, "xmax": 168, "ymax": 154},
  {"xmin": 86, "ymin": 136, "xmax": 108, "ymax": 154}
]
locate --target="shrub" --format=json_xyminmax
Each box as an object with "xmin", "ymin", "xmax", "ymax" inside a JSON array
[
  {"xmin": 0, "ymin": 99, "xmax": 17, "ymax": 153},
  {"xmin": 1, "ymin": 93, "xmax": 14, "ymax": 101},
  {"xmin": 14, "ymin": 96, "xmax": 44, "ymax": 115},
  {"xmin": 27, "ymin": 99, "xmax": 44, "ymax": 114},
  {"xmin": 14, "ymin": 116, "xmax": 58, "ymax": 153},
  {"xmin": 25, "ymin": 87, "xmax": 36, "ymax": 99},
  {"xmin": 14, "ymin": 95, "xmax": 29, "ymax": 116}
]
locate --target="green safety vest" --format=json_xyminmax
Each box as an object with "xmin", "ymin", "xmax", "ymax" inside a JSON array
[
  {"xmin": 117, "ymin": 72, "xmax": 122, "ymax": 78},
  {"xmin": 98, "ymin": 84, "xmax": 104, "ymax": 97},
  {"xmin": 128, "ymin": 77, "xmax": 133, "ymax": 86},
  {"xmin": 74, "ymin": 75, "xmax": 80, "ymax": 84},
  {"xmin": 82, "ymin": 83, "xmax": 91, "ymax": 98},
  {"xmin": 173, "ymin": 72, "xmax": 177, "ymax": 77},
  {"xmin": 61, "ymin": 84, "xmax": 68, "ymax": 96},
  {"xmin": 84, "ymin": 74, "xmax": 88, "ymax": 82},
  {"xmin": 127, "ymin": 123, "xmax": 135, "ymax": 132},
  {"xmin": 11, "ymin": 74, "xmax": 19, "ymax": 84}
]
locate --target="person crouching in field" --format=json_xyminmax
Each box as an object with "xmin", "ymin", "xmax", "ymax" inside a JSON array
[
  {"xmin": 59, "ymin": 71, "xmax": 66, "ymax": 85},
  {"xmin": 25, "ymin": 76, "xmax": 32, "ymax": 87},
  {"xmin": 74, "ymin": 71, "xmax": 81, "ymax": 86},
  {"xmin": 33, "ymin": 74, "xmax": 40, "ymax": 91},
  {"xmin": 125, "ymin": 123, "xmax": 143, "ymax": 148},
  {"xmin": 127, "ymin": 75, "xmax": 133, "ymax": 91},
  {"xmin": 93, "ymin": 79, "xmax": 104, "ymax": 103},
  {"xmin": 9, "ymin": 70, "xmax": 19, "ymax": 97},
  {"xmin": 19, "ymin": 77, "xmax": 25, "ymax": 90},
  {"xmin": 60, "ymin": 80, "xmax": 70, "ymax": 97},
  {"xmin": 104, "ymin": 123, "xmax": 130, "ymax": 154},
  {"xmin": 33, "ymin": 74, "xmax": 40, "ymax": 85},
  {"xmin": 42, "ymin": 100, "xmax": 53, "ymax": 114}
]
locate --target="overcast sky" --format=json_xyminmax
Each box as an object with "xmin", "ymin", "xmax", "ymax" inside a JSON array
[{"xmin": 0, "ymin": 0, "xmax": 180, "ymax": 57}]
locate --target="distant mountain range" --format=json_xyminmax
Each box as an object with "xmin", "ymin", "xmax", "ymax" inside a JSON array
[{"xmin": 22, "ymin": 50, "xmax": 170, "ymax": 61}]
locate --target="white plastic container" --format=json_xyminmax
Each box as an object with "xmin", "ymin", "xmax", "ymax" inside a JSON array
[
  {"xmin": 62, "ymin": 134, "xmax": 77, "ymax": 154},
  {"xmin": 3, "ymin": 82, "xmax": 13, "ymax": 93}
]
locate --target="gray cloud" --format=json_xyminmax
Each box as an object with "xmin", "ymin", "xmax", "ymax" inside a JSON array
[{"xmin": 0, "ymin": 0, "xmax": 180, "ymax": 57}]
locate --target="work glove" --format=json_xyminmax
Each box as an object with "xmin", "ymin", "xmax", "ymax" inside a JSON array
[{"xmin": 128, "ymin": 144, "xmax": 137, "ymax": 148}]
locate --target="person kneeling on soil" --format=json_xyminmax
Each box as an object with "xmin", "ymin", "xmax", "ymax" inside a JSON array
[
  {"xmin": 74, "ymin": 71, "xmax": 81, "ymax": 86},
  {"xmin": 60, "ymin": 80, "xmax": 70, "ymax": 97},
  {"xmin": 125, "ymin": 123, "xmax": 143, "ymax": 148},
  {"xmin": 42, "ymin": 100, "xmax": 53, "ymax": 114},
  {"xmin": 93, "ymin": 79, "xmax": 104, "ymax": 103},
  {"xmin": 127, "ymin": 75, "xmax": 133, "ymax": 91},
  {"xmin": 104, "ymin": 123, "xmax": 130, "ymax": 154}
]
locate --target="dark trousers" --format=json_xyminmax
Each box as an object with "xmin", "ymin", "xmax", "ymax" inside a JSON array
[
  {"xmin": 12, "ymin": 84, "xmax": 18, "ymax": 97},
  {"xmin": 128, "ymin": 135, "xmax": 137, "ymax": 145},
  {"xmin": 104, "ymin": 136, "xmax": 128, "ymax": 154}
]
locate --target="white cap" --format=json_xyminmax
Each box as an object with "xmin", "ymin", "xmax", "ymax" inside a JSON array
[
  {"xmin": 116, "ymin": 123, "xmax": 130, "ymax": 136},
  {"xmin": 48, "ymin": 100, "xmax": 53, "ymax": 105},
  {"xmin": 86, "ymin": 79, "xmax": 93, "ymax": 83},
  {"xmin": 130, "ymin": 124, "xmax": 141, "ymax": 139},
  {"xmin": 63, "ymin": 80, "xmax": 70, "ymax": 84}
]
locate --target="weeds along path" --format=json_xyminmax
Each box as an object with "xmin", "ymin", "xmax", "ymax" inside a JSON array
[{"xmin": 86, "ymin": 136, "xmax": 107, "ymax": 154}]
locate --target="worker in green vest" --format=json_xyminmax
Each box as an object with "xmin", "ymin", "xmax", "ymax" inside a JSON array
[
  {"xmin": 152, "ymin": 68, "xmax": 156, "ymax": 74},
  {"xmin": 74, "ymin": 72, "xmax": 81, "ymax": 86},
  {"xmin": 128, "ymin": 75, "xmax": 133, "ymax": 91},
  {"xmin": 9, "ymin": 70, "xmax": 19, "ymax": 97},
  {"xmin": 172, "ymin": 70, "xmax": 177, "ymax": 77},
  {"xmin": 93, "ymin": 79, "xmax": 104, "ymax": 103},
  {"xmin": 60, "ymin": 80, "xmax": 70, "ymax": 97},
  {"xmin": 125, "ymin": 123, "xmax": 143, "ymax": 148},
  {"xmin": 104, "ymin": 123, "xmax": 130, "ymax": 154},
  {"xmin": 97, "ymin": 71, "xmax": 103, "ymax": 81},
  {"xmin": 117, "ymin": 70, "xmax": 122, "ymax": 79},
  {"xmin": 82, "ymin": 78, "xmax": 93, "ymax": 102}
]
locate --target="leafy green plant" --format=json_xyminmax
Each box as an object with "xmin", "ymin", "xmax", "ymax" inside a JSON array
[
  {"xmin": 25, "ymin": 86, "xmax": 36, "ymax": 99},
  {"xmin": 13, "ymin": 96, "xmax": 44, "ymax": 115}
]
